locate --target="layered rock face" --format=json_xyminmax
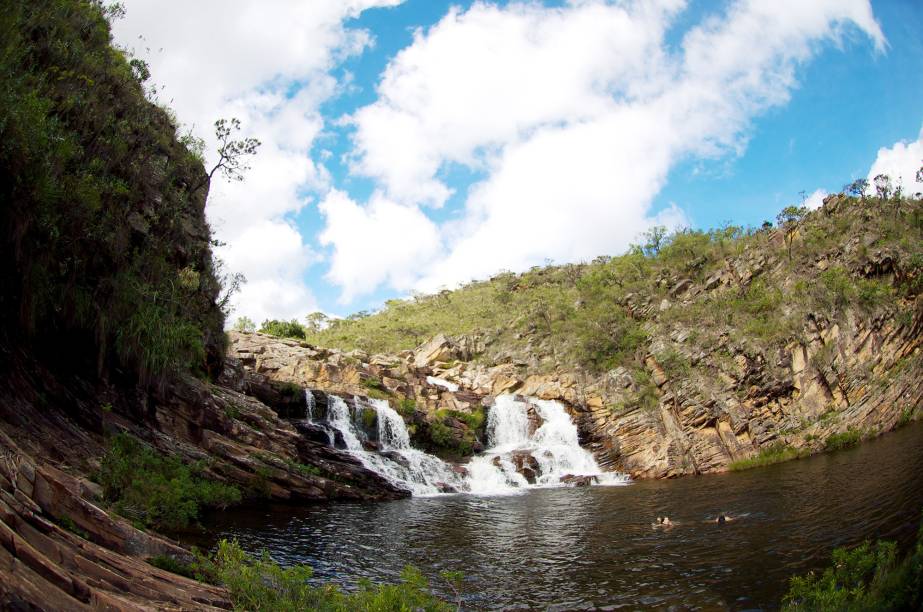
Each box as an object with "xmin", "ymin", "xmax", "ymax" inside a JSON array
[
  {"xmin": 0, "ymin": 352, "xmax": 411, "ymax": 608},
  {"xmin": 228, "ymin": 213, "xmax": 922, "ymax": 479}
]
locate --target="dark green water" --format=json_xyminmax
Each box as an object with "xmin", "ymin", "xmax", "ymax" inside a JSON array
[{"xmin": 197, "ymin": 421, "xmax": 923, "ymax": 610}]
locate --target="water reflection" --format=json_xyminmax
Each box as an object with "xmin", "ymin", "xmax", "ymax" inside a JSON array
[{"xmin": 195, "ymin": 422, "xmax": 923, "ymax": 610}]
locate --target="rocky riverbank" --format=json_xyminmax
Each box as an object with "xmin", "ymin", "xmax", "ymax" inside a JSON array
[{"xmin": 228, "ymin": 204, "xmax": 923, "ymax": 479}]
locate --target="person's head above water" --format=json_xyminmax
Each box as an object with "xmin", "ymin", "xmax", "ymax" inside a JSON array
[{"xmin": 717, "ymin": 514, "xmax": 727, "ymax": 524}]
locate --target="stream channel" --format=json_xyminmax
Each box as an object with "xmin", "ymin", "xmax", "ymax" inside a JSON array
[{"xmin": 195, "ymin": 419, "xmax": 923, "ymax": 610}]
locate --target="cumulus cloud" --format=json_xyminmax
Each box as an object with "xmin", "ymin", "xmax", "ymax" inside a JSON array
[
  {"xmin": 804, "ymin": 189, "xmax": 829, "ymax": 210},
  {"xmin": 112, "ymin": 0, "xmax": 402, "ymax": 321},
  {"xmin": 866, "ymin": 124, "xmax": 923, "ymax": 197},
  {"xmin": 319, "ymin": 190, "xmax": 442, "ymax": 302},
  {"xmin": 321, "ymin": 0, "xmax": 885, "ymax": 300}
]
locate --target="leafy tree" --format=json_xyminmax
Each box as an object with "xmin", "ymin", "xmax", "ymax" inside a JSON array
[
  {"xmin": 873, "ymin": 173, "xmax": 892, "ymax": 201},
  {"xmin": 844, "ymin": 178, "xmax": 869, "ymax": 198},
  {"xmin": 776, "ymin": 205, "xmax": 808, "ymax": 262},
  {"xmin": 191, "ymin": 118, "xmax": 260, "ymax": 193},
  {"xmin": 233, "ymin": 316, "xmax": 255, "ymax": 333},
  {"xmin": 639, "ymin": 225, "xmax": 668, "ymax": 257},
  {"xmin": 304, "ymin": 311, "xmax": 329, "ymax": 333}
]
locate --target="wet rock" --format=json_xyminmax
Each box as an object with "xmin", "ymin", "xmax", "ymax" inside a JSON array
[
  {"xmin": 499, "ymin": 451, "xmax": 540, "ymax": 484},
  {"xmin": 559, "ymin": 474, "xmax": 598, "ymax": 487}
]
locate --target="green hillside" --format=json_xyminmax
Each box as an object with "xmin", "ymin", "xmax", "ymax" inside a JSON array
[{"xmin": 265, "ymin": 194, "xmax": 921, "ymax": 377}]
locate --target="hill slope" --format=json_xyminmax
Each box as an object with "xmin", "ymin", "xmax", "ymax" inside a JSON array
[{"xmin": 249, "ymin": 194, "xmax": 922, "ymax": 477}]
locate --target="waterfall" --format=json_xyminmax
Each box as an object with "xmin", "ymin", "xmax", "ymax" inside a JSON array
[
  {"xmin": 426, "ymin": 376, "xmax": 459, "ymax": 392},
  {"xmin": 304, "ymin": 390, "xmax": 315, "ymax": 420},
  {"xmin": 371, "ymin": 398, "xmax": 411, "ymax": 450},
  {"xmin": 306, "ymin": 391, "xmax": 627, "ymax": 497},
  {"xmin": 327, "ymin": 396, "xmax": 363, "ymax": 451},
  {"xmin": 466, "ymin": 395, "xmax": 628, "ymax": 493},
  {"xmin": 318, "ymin": 395, "xmax": 464, "ymax": 496},
  {"xmin": 485, "ymin": 394, "xmax": 531, "ymax": 449}
]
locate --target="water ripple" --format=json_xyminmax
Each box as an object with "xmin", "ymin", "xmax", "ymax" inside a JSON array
[{"xmin": 193, "ymin": 422, "xmax": 923, "ymax": 611}]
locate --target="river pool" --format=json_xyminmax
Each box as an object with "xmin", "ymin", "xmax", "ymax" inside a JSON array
[{"xmin": 196, "ymin": 421, "xmax": 923, "ymax": 610}]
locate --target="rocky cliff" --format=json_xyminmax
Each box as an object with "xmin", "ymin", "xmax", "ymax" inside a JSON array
[
  {"xmin": 233, "ymin": 195, "xmax": 923, "ymax": 480},
  {"xmin": 0, "ymin": 2, "xmax": 404, "ymax": 607}
]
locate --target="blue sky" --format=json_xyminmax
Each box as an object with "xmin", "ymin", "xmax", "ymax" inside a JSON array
[{"xmin": 115, "ymin": 1, "xmax": 923, "ymax": 323}]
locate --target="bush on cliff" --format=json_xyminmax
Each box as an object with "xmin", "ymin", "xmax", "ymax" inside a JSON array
[
  {"xmin": 97, "ymin": 434, "xmax": 240, "ymax": 531},
  {"xmin": 259, "ymin": 319, "xmax": 307, "ymax": 340},
  {"xmin": 0, "ymin": 0, "xmax": 226, "ymax": 383}
]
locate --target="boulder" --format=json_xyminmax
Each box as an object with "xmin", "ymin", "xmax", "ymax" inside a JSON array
[{"xmin": 559, "ymin": 474, "xmax": 598, "ymax": 487}]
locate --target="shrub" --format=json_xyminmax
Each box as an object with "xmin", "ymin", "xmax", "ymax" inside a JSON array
[
  {"xmin": 233, "ymin": 316, "xmax": 256, "ymax": 332},
  {"xmin": 259, "ymin": 319, "xmax": 306, "ymax": 339},
  {"xmin": 212, "ymin": 539, "xmax": 453, "ymax": 611},
  {"xmin": 148, "ymin": 554, "xmax": 218, "ymax": 584},
  {"xmin": 783, "ymin": 519, "xmax": 923, "ymax": 611},
  {"xmin": 819, "ymin": 267, "xmax": 857, "ymax": 312},
  {"xmin": 397, "ymin": 398, "xmax": 417, "ymax": 417},
  {"xmin": 824, "ymin": 428, "xmax": 861, "ymax": 452},
  {"xmin": 97, "ymin": 434, "xmax": 241, "ymax": 531},
  {"xmin": 728, "ymin": 443, "xmax": 804, "ymax": 471},
  {"xmin": 53, "ymin": 515, "xmax": 89, "ymax": 539}
]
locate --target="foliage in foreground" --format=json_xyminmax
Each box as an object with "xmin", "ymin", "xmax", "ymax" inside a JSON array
[
  {"xmin": 783, "ymin": 519, "xmax": 923, "ymax": 611},
  {"xmin": 210, "ymin": 539, "xmax": 456, "ymax": 612},
  {"xmin": 97, "ymin": 434, "xmax": 241, "ymax": 531}
]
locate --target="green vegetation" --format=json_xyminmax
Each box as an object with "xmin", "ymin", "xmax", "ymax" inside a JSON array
[
  {"xmin": 782, "ymin": 519, "xmax": 923, "ymax": 611},
  {"xmin": 97, "ymin": 434, "xmax": 241, "ymax": 531},
  {"xmin": 53, "ymin": 515, "xmax": 90, "ymax": 539},
  {"xmin": 426, "ymin": 408, "xmax": 486, "ymax": 456},
  {"xmin": 360, "ymin": 377, "xmax": 392, "ymax": 400},
  {"xmin": 212, "ymin": 539, "xmax": 455, "ymax": 611},
  {"xmin": 233, "ymin": 316, "xmax": 256, "ymax": 332},
  {"xmin": 147, "ymin": 554, "xmax": 217, "ymax": 584},
  {"xmin": 0, "ymin": 0, "xmax": 230, "ymax": 383},
  {"xmin": 825, "ymin": 428, "xmax": 862, "ymax": 452},
  {"xmin": 296, "ymin": 195, "xmax": 921, "ymax": 379},
  {"xmin": 728, "ymin": 443, "xmax": 806, "ymax": 471},
  {"xmin": 397, "ymin": 398, "xmax": 417, "ymax": 417},
  {"xmin": 259, "ymin": 319, "xmax": 307, "ymax": 340}
]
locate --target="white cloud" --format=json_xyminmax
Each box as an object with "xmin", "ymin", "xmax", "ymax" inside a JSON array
[
  {"xmin": 112, "ymin": 0, "xmax": 403, "ymax": 322},
  {"xmin": 804, "ymin": 189, "xmax": 829, "ymax": 210},
  {"xmin": 322, "ymin": 0, "xmax": 884, "ymax": 300},
  {"xmin": 319, "ymin": 190, "xmax": 441, "ymax": 302},
  {"xmin": 866, "ymin": 124, "xmax": 923, "ymax": 197}
]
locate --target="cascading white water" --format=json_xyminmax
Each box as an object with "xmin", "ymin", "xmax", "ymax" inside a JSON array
[
  {"xmin": 466, "ymin": 395, "xmax": 628, "ymax": 494},
  {"xmin": 304, "ymin": 390, "xmax": 315, "ymax": 420},
  {"xmin": 327, "ymin": 396, "xmax": 363, "ymax": 451},
  {"xmin": 372, "ymin": 398, "xmax": 410, "ymax": 450},
  {"xmin": 486, "ymin": 394, "xmax": 531, "ymax": 449},
  {"xmin": 308, "ymin": 392, "xmax": 627, "ymax": 497},
  {"xmin": 425, "ymin": 376, "xmax": 459, "ymax": 392},
  {"xmin": 317, "ymin": 396, "xmax": 464, "ymax": 496}
]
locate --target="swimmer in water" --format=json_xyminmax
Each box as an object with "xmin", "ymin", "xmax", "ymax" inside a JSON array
[
  {"xmin": 652, "ymin": 516, "xmax": 674, "ymax": 529},
  {"xmin": 714, "ymin": 513, "xmax": 734, "ymax": 524}
]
